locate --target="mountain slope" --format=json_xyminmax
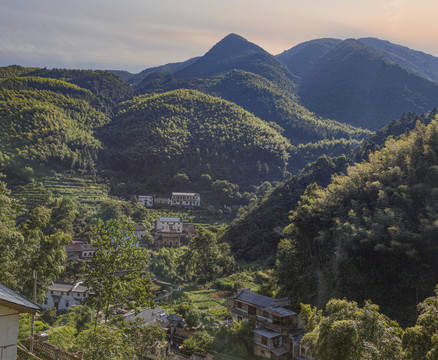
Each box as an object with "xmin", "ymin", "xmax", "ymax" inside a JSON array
[
  {"xmin": 99, "ymin": 89, "xmax": 292, "ymax": 192},
  {"xmin": 175, "ymin": 33, "xmax": 298, "ymax": 94},
  {"xmin": 277, "ymin": 112, "xmax": 438, "ymax": 323},
  {"xmin": 359, "ymin": 37, "xmax": 438, "ymax": 83},
  {"xmin": 295, "ymin": 39, "xmax": 438, "ymax": 130},
  {"xmin": 137, "ymin": 69, "xmax": 370, "ymax": 146}
]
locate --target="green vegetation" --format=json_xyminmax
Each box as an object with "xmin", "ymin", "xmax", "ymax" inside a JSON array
[
  {"xmin": 100, "ymin": 89, "xmax": 292, "ymax": 191},
  {"xmin": 277, "ymin": 114, "xmax": 438, "ymax": 324}
]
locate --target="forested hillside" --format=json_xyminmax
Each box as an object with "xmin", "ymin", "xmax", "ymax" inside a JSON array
[
  {"xmin": 99, "ymin": 89, "xmax": 292, "ymax": 193},
  {"xmin": 221, "ymin": 155, "xmax": 349, "ymax": 261},
  {"xmin": 137, "ymin": 69, "xmax": 370, "ymax": 146},
  {"xmin": 0, "ymin": 76, "xmax": 110, "ymax": 183},
  {"xmin": 276, "ymin": 113, "xmax": 438, "ymax": 324}
]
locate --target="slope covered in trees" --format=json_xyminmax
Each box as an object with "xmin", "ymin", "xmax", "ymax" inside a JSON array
[
  {"xmin": 0, "ymin": 76, "xmax": 111, "ymax": 181},
  {"xmin": 276, "ymin": 113, "xmax": 438, "ymax": 323},
  {"xmin": 221, "ymin": 155, "xmax": 349, "ymax": 261},
  {"xmin": 99, "ymin": 89, "xmax": 292, "ymax": 192},
  {"xmin": 137, "ymin": 70, "xmax": 370, "ymax": 146}
]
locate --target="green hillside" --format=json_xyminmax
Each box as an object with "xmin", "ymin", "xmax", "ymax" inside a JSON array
[
  {"xmin": 138, "ymin": 70, "xmax": 370, "ymax": 146},
  {"xmin": 0, "ymin": 76, "xmax": 111, "ymax": 186},
  {"xmin": 276, "ymin": 112, "xmax": 438, "ymax": 324},
  {"xmin": 99, "ymin": 89, "xmax": 292, "ymax": 192},
  {"xmin": 221, "ymin": 155, "xmax": 349, "ymax": 261}
]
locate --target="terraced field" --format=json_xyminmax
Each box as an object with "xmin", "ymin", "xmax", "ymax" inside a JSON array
[{"xmin": 12, "ymin": 173, "xmax": 110, "ymax": 209}]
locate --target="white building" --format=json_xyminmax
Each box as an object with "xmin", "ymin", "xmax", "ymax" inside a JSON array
[
  {"xmin": 139, "ymin": 195, "xmax": 154, "ymax": 207},
  {"xmin": 42, "ymin": 281, "xmax": 88, "ymax": 311},
  {"xmin": 171, "ymin": 192, "xmax": 200, "ymax": 207},
  {"xmin": 156, "ymin": 217, "xmax": 183, "ymax": 233},
  {"xmin": 0, "ymin": 284, "xmax": 41, "ymax": 359}
]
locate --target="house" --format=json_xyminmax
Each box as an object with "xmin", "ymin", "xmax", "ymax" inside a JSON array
[
  {"xmin": 171, "ymin": 192, "xmax": 201, "ymax": 207},
  {"xmin": 228, "ymin": 289, "xmax": 307, "ymax": 360},
  {"xmin": 124, "ymin": 306, "xmax": 169, "ymax": 326},
  {"xmin": 0, "ymin": 284, "xmax": 41, "ymax": 359},
  {"xmin": 65, "ymin": 241, "xmax": 96, "ymax": 262},
  {"xmin": 42, "ymin": 281, "xmax": 88, "ymax": 311},
  {"xmin": 134, "ymin": 224, "xmax": 147, "ymax": 246},
  {"xmin": 139, "ymin": 195, "xmax": 153, "ymax": 207},
  {"xmin": 154, "ymin": 232, "xmax": 184, "ymax": 248},
  {"xmin": 156, "ymin": 217, "xmax": 183, "ymax": 233},
  {"xmin": 154, "ymin": 194, "xmax": 171, "ymax": 206}
]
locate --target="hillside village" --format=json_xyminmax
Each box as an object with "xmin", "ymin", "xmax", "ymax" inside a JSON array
[{"xmin": 1, "ymin": 28, "xmax": 438, "ymax": 360}]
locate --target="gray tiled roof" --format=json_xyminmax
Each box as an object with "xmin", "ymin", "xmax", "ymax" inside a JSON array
[
  {"xmin": 0, "ymin": 284, "xmax": 41, "ymax": 313},
  {"xmin": 124, "ymin": 306, "xmax": 168, "ymax": 326},
  {"xmin": 48, "ymin": 281, "xmax": 87, "ymax": 293},
  {"xmin": 254, "ymin": 328, "xmax": 281, "ymax": 338},
  {"xmin": 234, "ymin": 289, "xmax": 276, "ymax": 308}
]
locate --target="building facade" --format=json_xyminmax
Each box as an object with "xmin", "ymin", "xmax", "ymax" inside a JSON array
[
  {"xmin": 228, "ymin": 289, "xmax": 312, "ymax": 360},
  {"xmin": 65, "ymin": 241, "xmax": 96, "ymax": 262},
  {"xmin": 156, "ymin": 217, "xmax": 183, "ymax": 233},
  {"xmin": 171, "ymin": 192, "xmax": 201, "ymax": 207},
  {"xmin": 42, "ymin": 281, "xmax": 88, "ymax": 311},
  {"xmin": 139, "ymin": 195, "xmax": 154, "ymax": 207},
  {"xmin": 0, "ymin": 284, "xmax": 41, "ymax": 359}
]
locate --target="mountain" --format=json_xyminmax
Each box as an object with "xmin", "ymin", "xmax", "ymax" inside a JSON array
[
  {"xmin": 280, "ymin": 39, "xmax": 438, "ymax": 130},
  {"xmin": 276, "ymin": 38, "xmax": 341, "ymax": 78},
  {"xmin": 276, "ymin": 112, "xmax": 438, "ymax": 324},
  {"xmin": 136, "ymin": 69, "xmax": 370, "ymax": 146},
  {"xmin": 126, "ymin": 57, "xmax": 201, "ymax": 89},
  {"xmin": 359, "ymin": 37, "xmax": 438, "ymax": 83},
  {"xmin": 98, "ymin": 89, "xmax": 292, "ymax": 193},
  {"xmin": 175, "ymin": 33, "xmax": 298, "ymax": 94}
]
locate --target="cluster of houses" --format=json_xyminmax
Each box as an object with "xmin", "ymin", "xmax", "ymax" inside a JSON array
[{"xmin": 139, "ymin": 192, "xmax": 201, "ymax": 208}]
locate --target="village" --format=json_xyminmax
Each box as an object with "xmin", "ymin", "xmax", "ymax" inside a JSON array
[{"xmin": 1, "ymin": 191, "xmax": 313, "ymax": 360}]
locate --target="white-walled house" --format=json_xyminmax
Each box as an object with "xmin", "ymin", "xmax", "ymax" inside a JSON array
[
  {"xmin": 156, "ymin": 217, "xmax": 183, "ymax": 233},
  {"xmin": 171, "ymin": 192, "xmax": 201, "ymax": 207},
  {"xmin": 0, "ymin": 284, "xmax": 41, "ymax": 359},
  {"xmin": 139, "ymin": 195, "xmax": 153, "ymax": 207},
  {"xmin": 42, "ymin": 281, "xmax": 88, "ymax": 311}
]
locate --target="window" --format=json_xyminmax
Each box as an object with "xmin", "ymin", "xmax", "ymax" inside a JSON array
[
  {"xmin": 273, "ymin": 337, "xmax": 280, "ymax": 347},
  {"xmin": 262, "ymin": 336, "xmax": 267, "ymax": 345},
  {"xmin": 44, "ymin": 299, "xmax": 48, "ymax": 305},
  {"xmin": 66, "ymin": 301, "xmax": 69, "ymax": 307},
  {"xmin": 263, "ymin": 311, "xmax": 269, "ymax": 318},
  {"xmin": 248, "ymin": 305, "xmax": 256, "ymax": 315},
  {"xmin": 67, "ymin": 292, "xmax": 70, "ymax": 296},
  {"xmin": 50, "ymin": 291, "xmax": 53, "ymax": 295},
  {"xmin": 237, "ymin": 301, "xmax": 242, "ymax": 309},
  {"xmin": 61, "ymin": 292, "xmax": 64, "ymax": 295}
]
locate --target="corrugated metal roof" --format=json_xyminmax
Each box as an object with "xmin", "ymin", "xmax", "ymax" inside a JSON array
[
  {"xmin": 157, "ymin": 217, "xmax": 182, "ymax": 222},
  {"xmin": 271, "ymin": 347, "xmax": 289, "ymax": 356},
  {"xmin": 254, "ymin": 328, "xmax": 281, "ymax": 338},
  {"xmin": 0, "ymin": 284, "xmax": 41, "ymax": 313}
]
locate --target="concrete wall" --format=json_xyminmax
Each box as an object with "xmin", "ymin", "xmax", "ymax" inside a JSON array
[{"xmin": 0, "ymin": 305, "xmax": 19, "ymax": 360}]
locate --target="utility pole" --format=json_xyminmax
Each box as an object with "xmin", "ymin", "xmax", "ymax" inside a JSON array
[{"xmin": 30, "ymin": 271, "xmax": 37, "ymax": 353}]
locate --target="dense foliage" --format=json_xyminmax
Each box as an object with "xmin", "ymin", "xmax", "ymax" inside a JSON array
[
  {"xmin": 100, "ymin": 89, "xmax": 292, "ymax": 192},
  {"xmin": 221, "ymin": 155, "xmax": 349, "ymax": 261},
  {"xmin": 277, "ymin": 115, "xmax": 438, "ymax": 323},
  {"xmin": 138, "ymin": 69, "xmax": 369, "ymax": 146}
]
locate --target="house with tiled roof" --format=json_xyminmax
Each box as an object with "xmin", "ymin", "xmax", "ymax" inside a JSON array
[
  {"xmin": 42, "ymin": 281, "xmax": 88, "ymax": 311},
  {"xmin": 65, "ymin": 241, "xmax": 96, "ymax": 262},
  {"xmin": 228, "ymin": 289, "xmax": 312, "ymax": 360},
  {"xmin": 0, "ymin": 284, "xmax": 41, "ymax": 359}
]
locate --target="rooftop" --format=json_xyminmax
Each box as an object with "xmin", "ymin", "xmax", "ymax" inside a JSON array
[
  {"xmin": 124, "ymin": 306, "xmax": 168, "ymax": 326},
  {"xmin": 0, "ymin": 284, "xmax": 41, "ymax": 314},
  {"xmin": 157, "ymin": 217, "xmax": 182, "ymax": 222},
  {"xmin": 48, "ymin": 281, "xmax": 87, "ymax": 293},
  {"xmin": 172, "ymin": 192, "xmax": 200, "ymax": 196},
  {"xmin": 234, "ymin": 289, "xmax": 290, "ymax": 309},
  {"xmin": 254, "ymin": 328, "xmax": 281, "ymax": 338}
]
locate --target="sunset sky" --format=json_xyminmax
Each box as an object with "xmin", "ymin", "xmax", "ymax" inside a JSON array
[{"xmin": 1, "ymin": 0, "xmax": 437, "ymax": 73}]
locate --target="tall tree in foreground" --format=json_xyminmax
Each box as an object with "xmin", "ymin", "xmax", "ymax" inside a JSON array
[
  {"xmin": 301, "ymin": 299, "xmax": 403, "ymax": 360},
  {"xmin": 85, "ymin": 219, "xmax": 153, "ymax": 322}
]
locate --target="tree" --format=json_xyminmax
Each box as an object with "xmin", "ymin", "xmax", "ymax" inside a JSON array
[
  {"xmin": 85, "ymin": 219, "xmax": 153, "ymax": 322},
  {"xmin": 186, "ymin": 228, "xmax": 236, "ymax": 283},
  {"xmin": 302, "ymin": 299, "xmax": 403, "ymax": 360},
  {"xmin": 181, "ymin": 330, "xmax": 213, "ymax": 356}
]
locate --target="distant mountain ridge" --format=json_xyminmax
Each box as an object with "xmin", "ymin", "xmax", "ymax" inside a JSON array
[{"xmin": 277, "ymin": 38, "xmax": 438, "ymax": 130}]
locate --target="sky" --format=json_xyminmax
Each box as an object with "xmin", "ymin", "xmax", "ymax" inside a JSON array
[{"xmin": 1, "ymin": 0, "xmax": 438, "ymax": 73}]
